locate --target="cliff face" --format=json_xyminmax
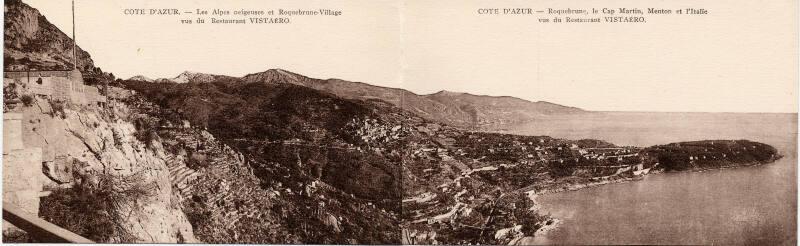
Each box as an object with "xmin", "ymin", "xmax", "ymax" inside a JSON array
[
  {"xmin": 7, "ymin": 96, "xmax": 196, "ymax": 243},
  {"xmin": 2, "ymin": 1, "xmax": 192, "ymax": 241},
  {"xmin": 4, "ymin": 0, "xmax": 95, "ymax": 72}
]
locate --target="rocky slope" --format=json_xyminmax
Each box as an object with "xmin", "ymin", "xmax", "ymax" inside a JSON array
[
  {"xmin": 2, "ymin": 89, "xmax": 196, "ymax": 243},
  {"xmin": 4, "ymin": 0, "xmax": 95, "ymax": 72}
]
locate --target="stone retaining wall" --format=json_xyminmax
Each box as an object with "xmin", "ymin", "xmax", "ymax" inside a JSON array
[
  {"xmin": 3, "ymin": 69, "xmax": 106, "ymax": 105},
  {"xmin": 2, "ymin": 113, "xmax": 47, "ymax": 234}
]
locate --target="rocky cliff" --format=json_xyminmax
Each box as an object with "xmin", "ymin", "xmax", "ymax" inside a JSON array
[
  {"xmin": 2, "ymin": 91, "xmax": 196, "ymax": 242},
  {"xmin": 4, "ymin": 0, "xmax": 95, "ymax": 72}
]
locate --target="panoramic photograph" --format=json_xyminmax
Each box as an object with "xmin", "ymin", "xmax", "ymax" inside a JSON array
[{"xmin": 2, "ymin": 0, "xmax": 797, "ymax": 245}]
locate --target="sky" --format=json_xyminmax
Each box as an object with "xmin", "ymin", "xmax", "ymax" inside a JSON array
[{"xmin": 21, "ymin": 0, "xmax": 799, "ymax": 113}]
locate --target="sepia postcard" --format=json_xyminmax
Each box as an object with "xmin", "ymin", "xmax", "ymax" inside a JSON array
[{"xmin": 1, "ymin": 0, "xmax": 797, "ymax": 244}]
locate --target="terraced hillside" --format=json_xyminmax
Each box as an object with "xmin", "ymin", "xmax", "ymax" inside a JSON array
[{"xmin": 121, "ymin": 77, "xmax": 780, "ymax": 244}]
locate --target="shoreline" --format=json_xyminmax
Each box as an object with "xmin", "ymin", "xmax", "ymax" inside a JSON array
[
  {"xmin": 508, "ymin": 159, "xmax": 784, "ymax": 245},
  {"xmin": 518, "ymin": 159, "xmax": 780, "ymax": 245},
  {"xmin": 535, "ymin": 160, "xmax": 777, "ymax": 196}
]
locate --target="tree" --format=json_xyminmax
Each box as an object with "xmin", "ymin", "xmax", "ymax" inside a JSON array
[{"xmin": 656, "ymin": 151, "xmax": 691, "ymax": 171}]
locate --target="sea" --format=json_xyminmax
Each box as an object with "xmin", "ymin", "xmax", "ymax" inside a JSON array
[{"xmin": 507, "ymin": 112, "xmax": 797, "ymax": 245}]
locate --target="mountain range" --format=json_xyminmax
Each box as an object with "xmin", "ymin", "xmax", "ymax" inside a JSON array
[
  {"xmin": 130, "ymin": 69, "xmax": 584, "ymax": 129},
  {"xmin": 5, "ymin": 0, "xmax": 583, "ymax": 129}
]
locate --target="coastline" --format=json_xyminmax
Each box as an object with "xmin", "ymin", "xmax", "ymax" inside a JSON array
[
  {"xmin": 535, "ymin": 159, "xmax": 779, "ymax": 196},
  {"xmin": 517, "ymin": 159, "xmax": 781, "ymax": 245}
]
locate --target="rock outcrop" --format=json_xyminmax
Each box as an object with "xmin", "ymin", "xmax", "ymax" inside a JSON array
[
  {"xmin": 4, "ymin": 95, "xmax": 197, "ymax": 243},
  {"xmin": 4, "ymin": 0, "xmax": 95, "ymax": 72}
]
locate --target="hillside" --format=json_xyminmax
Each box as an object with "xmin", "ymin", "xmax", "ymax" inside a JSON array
[
  {"xmin": 142, "ymin": 68, "xmax": 582, "ymax": 129},
  {"xmin": 121, "ymin": 78, "xmax": 557, "ymax": 244},
  {"xmin": 241, "ymin": 69, "xmax": 583, "ymax": 128},
  {"xmin": 120, "ymin": 77, "xmax": 780, "ymax": 244},
  {"xmin": 3, "ymin": 0, "xmax": 95, "ymax": 72}
]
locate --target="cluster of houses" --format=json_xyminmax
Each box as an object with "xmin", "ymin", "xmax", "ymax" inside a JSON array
[{"xmin": 409, "ymin": 130, "xmax": 657, "ymax": 180}]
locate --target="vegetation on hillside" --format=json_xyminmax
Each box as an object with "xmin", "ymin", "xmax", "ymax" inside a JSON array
[
  {"xmin": 40, "ymin": 172, "xmax": 155, "ymax": 242},
  {"xmin": 120, "ymin": 78, "xmax": 782, "ymax": 244},
  {"xmin": 123, "ymin": 79, "xmax": 404, "ymax": 243},
  {"xmin": 643, "ymin": 140, "xmax": 779, "ymax": 171}
]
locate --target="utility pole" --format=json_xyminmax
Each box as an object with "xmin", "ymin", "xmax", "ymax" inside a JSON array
[{"xmin": 72, "ymin": 0, "xmax": 77, "ymax": 71}]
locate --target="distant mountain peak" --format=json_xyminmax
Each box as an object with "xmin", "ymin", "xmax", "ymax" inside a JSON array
[
  {"xmin": 128, "ymin": 75, "xmax": 153, "ymax": 82},
  {"xmin": 178, "ymin": 70, "xmax": 199, "ymax": 76},
  {"xmin": 171, "ymin": 71, "xmax": 196, "ymax": 83},
  {"xmin": 431, "ymin": 90, "xmax": 464, "ymax": 96},
  {"xmin": 265, "ymin": 68, "xmax": 291, "ymax": 73},
  {"xmin": 146, "ymin": 71, "xmax": 229, "ymax": 84},
  {"xmin": 242, "ymin": 68, "xmax": 308, "ymax": 84}
]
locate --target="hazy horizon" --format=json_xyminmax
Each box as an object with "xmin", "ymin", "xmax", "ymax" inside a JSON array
[{"xmin": 20, "ymin": 0, "xmax": 799, "ymax": 113}]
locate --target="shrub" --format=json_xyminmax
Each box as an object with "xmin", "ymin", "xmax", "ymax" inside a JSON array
[
  {"xmin": 50, "ymin": 100, "xmax": 67, "ymax": 119},
  {"xmin": 656, "ymin": 151, "xmax": 691, "ymax": 171},
  {"xmin": 132, "ymin": 117, "xmax": 160, "ymax": 148},
  {"xmin": 187, "ymin": 152, "xmax": 209, "ymax": 170},
  {"xmin": 39, "ymin": 171, "xmax": 156, "ymax": 242},
  {"xmin": 4, "ymin": 83, "xmax": 19, "ymax": 101},
  {"xmin": 2, "ymin": 230, "xmax": 30, "ymax": 243},
  {"xmin": 20, "ymin": 94, "xmax": 34, "ymax": 106}
]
